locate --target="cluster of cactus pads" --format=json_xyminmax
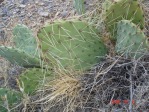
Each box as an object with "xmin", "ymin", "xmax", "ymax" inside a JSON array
[
  {"xmin": 104, "ymin": 0, "xmax": 145, "ymax": 40},
  {"xmin": 0, "ymin": 0, "xmax": 148, "ymax": 111},
  {"xmin": 103, "ymin": 0, "xmax": 148, "ymax": 58},
  {"xmin": 0, "ymin": 25, "xmax": 40, "ymax": 67}
]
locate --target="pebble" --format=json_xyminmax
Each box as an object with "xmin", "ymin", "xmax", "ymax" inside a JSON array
[
  {"xmin": 38, "ymin": 11, "xmax": 49, "ymax": 17},
  {"xmin": 19, "ymin": 4, "xmax": 26, "ymax": 8},
  {"xmin": 1, "ymin": 7, "xmax": 8, "ymax": 16},
  {"xmin": 7, "ymin": 65, "xmax": 24, "ymax": 76},
  {"xmin": 61, "ymin": 10, "xmax": 68, "ymax": 18},
  {"xmin": 38, "ymin": 2, "xmax": 45, "ymax": 6}
]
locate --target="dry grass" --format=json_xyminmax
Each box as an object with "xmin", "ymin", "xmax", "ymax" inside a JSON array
[
  {"xmin": 31, "ymin": 54, "xmax": 149, "ymax": 112},
  {"xmin": 38, "ymin": 71, "xmax": 80, "ymax": 103},
  {"xmin": 26, "ymin": 69, "xmax": 82, "ymax": 112},
  {"xmin": 14, "ymin": 53, "xmax": 149, "ymax": 112}
]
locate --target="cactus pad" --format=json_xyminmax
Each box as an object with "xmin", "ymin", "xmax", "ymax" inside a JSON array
[
  {"xmin": 37, "ymin": 20, "xmax": 108, "ymax": 70},
  {"xmin": 115, "ymin": 20, "xmax": 148, "ymax": 58},
  {"xmin": 0, "ymin": 46, "xmax": 40, "ymax": 67},
  {"xmin": 105, "ymin": 0, "xmax": 145, "ymax": 40},
  {"xmin": 13, "ymin": 24, "xmax": 39, "ymax": 57},
  {"xmin": 0, "ymin": 88, "xmax": 22, "ymax": 112},
  {"xmin": 18, "ymin": 68, "xmax": 52, "ymax": 95}
]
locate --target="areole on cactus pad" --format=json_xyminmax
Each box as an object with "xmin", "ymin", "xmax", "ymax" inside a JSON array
[{"xmin": 37, "ymin": 20, "xmax": 108, "ymax": 70}]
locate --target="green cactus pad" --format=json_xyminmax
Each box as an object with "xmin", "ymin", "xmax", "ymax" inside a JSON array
[
  {"xmin": 0, "ymin": 46, "xmax": 40, "ymax": 67},
  {"xmin": 0, "ymin": 88, "xmax": 22, "ymax": 112},
  {"xmin": 115, "ymin": 20, "xmax": 148, "ymax": 59},
  {"xmin": 105, "ymin": 0, "xmax": 145, "ymax": 40},
  {"xmin": 13, "ymin": 24, "xmax": 39, "ymax": 57},
  {"xmin": 18, "ymin": 68, "xmax": 52, "ymax": 95},
  {"xmin": 37, "ymin": 20, "xmax": 108, "ymax": 70}
]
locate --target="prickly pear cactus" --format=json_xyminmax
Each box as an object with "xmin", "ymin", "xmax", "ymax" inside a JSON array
[
  {"xmin": 115, "ymin": 20, "xmax": 148, "ymax": 59},
  {"xmin": 0, "ymin": 88, "xmax": 22, "ymax": 112},
  {"xmin": 105, "ymin": 0, "xmax": 145, "ymax": 40},
  {"xmin": 18, "ymin": 68, "xmax": 52, "ymax": 95},
  {"xmin": 13, "ymin": 24, "xmax": 39, "ymax": 57},
  {"xmin": 37, "ymin": 20, "xmax": 108, "ymax": 70},
  {"xmin": 0, "ymin": 46, "xmax": 40, "ymax": 67}
]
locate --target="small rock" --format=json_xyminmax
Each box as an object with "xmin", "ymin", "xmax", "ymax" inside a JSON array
[
  {"xmin": 19, "ymin": 4, "xmax": 26, "ymax": 8},
  {"xmin": 38, "ymin": 11, "xmax": 49, "ymax": 17},
  {"xmin": 1, "ymin": 7, "xmax": 8, "ymax": 16},
  {"xmin": 61, "ymin": 10, "xmax": 68, "ymax": 18},
  {"xmin": 13, "ymin": 8, "xmax": 20, "ymax": 14},
  {"xmin": 38, "ymin": 2, "xmax": 45, "ymax": 6},
  {"xmin": 7, "ymin": 65, "xmax": 24, "ymax": 76},
  {"xmin": 35, "ymin": 1, "xmax": 39, "ymax": 4}
]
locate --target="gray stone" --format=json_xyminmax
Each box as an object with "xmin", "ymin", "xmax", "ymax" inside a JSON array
[
  {"xmin": 19, "ymin": 4, "xmax": 26, "ymax": 8},
  {"xmin": 61, "ymin": 10, "xmax": 68, "ymax": 18},
  {"xmin": 7, "ymin": 65, "xmax": 24, "ymax": 76},
  {"xmin": 38, "ymin": 11, "xmax": 49, "ymax": 17}
]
